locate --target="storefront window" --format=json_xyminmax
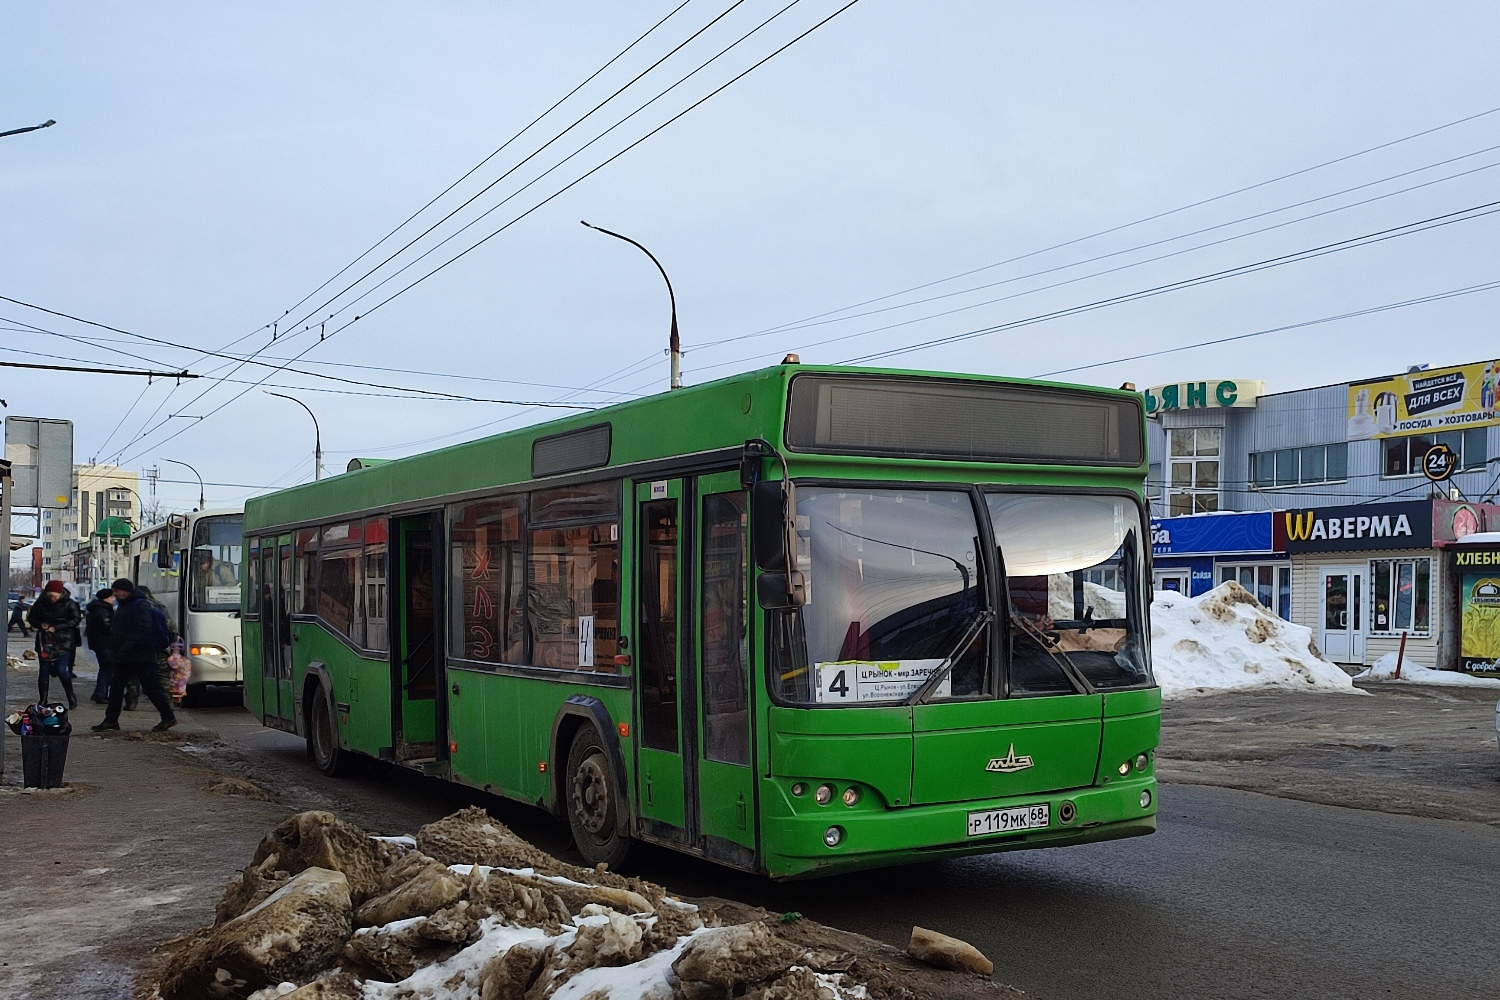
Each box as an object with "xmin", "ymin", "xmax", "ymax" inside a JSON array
[
  {"xmin": 1370, "ymin": 557, "xmax": 1431, "ymax": 633},
  {"xmin": 1218, "ymin": 562, "xmax": 1292, "ymax": 619}
]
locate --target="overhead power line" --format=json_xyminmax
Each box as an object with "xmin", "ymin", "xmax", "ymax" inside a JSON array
[
  {"xmin": 114, "ymin": 0, "xmax": 866, "ymax": 466},
  {"xmin": 729, "ymin": 101, "xmax": 1500, "ymax": 342},
  {"xmin": 0, "ymin": 359, "xmax": 195, "ymax": 377}
]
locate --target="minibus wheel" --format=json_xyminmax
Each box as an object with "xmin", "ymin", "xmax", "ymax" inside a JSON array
[{"xmin": 565, "ymin": 726, "xmax": 630, "ymax": 868}]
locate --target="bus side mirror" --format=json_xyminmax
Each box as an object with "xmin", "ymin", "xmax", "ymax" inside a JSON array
[{"xmin": 751, "ymin": 479, "xmax": 807, "ymax": 609}]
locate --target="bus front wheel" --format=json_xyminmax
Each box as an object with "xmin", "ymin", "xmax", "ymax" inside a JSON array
[
  {"xmin": 565, "ymin": 726, "xmax": 630, "ymax": 869},
  {"xmin": 309, "ymin": 686, "xmax": 359, "ymax": 777}
]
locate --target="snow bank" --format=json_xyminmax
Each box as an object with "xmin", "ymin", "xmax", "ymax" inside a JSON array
[
  {"xmin": 1151, "ymin": 582, "xmax": 1362, "ymax": 698},
  {"xmin": 1354, "ymin": 652, "xmax": 1500, "ymax": 688}
]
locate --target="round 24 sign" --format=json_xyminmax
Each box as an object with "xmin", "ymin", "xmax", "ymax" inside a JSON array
[{"xmin": 1423, "ymin": 443, "xmax": 1458, "ymax": 482}]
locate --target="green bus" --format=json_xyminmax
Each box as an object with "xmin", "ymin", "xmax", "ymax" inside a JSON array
[{"xmin": 242, "ymin": 364, "xmax": 1158, "ymax": 878}]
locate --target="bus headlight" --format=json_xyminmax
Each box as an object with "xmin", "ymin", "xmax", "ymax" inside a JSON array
[
  {"xmin": 823, "ymin": 826, "xmax": 844, "ymax": 848},
  {"xmin": 1134, "ymin": 754, "xmax": 1149, "ymax": 771},
  {"xmin": 791, "ymin": 782, "xmax": 807, "ymax": 797},
  {"xmin": 841, "ymin": 786, "xmax": 860, "ymax": 807},
  {"xmin": 190, "ymin": 644, "xmax": 227, "ymax": 657},
  {"xmin": 1140, "ymin": 789, "xmax": 1153, "ymax": 809},
  {"xmin": 1117, "ymin": 761, "xmax": 1131, "ymax": 777},
  {"xmin": 814, "ymin": 783, "xmax": 835, "ymax": 806}
]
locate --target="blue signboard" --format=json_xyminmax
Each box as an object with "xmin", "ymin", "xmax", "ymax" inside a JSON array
[{"xmin": 1149, "ymin": 511, "xmax": 1273, "ymax": 556}]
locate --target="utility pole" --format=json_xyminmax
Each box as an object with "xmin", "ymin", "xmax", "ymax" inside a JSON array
[
  {"xmin": 1, "ymin": 459, "xmax": 12, "ymax": 775},
  {"xmin": 580, "ymin": 221, "xmax": 681, "ymax": 390},
  {"xmin": 163, "ymin": 458, "xmax": 205, "ymax": 510}
]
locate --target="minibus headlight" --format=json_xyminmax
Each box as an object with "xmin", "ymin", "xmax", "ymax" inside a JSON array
[
  {"xmin": 823, "ymin": 826, "xmax": 844, "ymax": 848},
  {"xmin": 814, "ymin": 783, "xmax": 835, "ymax": 806}
]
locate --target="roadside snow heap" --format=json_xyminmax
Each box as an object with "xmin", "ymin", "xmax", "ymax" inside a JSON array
[
  {"xmin": 153, "ymin": 808, "xmax": 947, "ymax": 1000},
  {"xmin": 1151, "ymin": 581, "xmax": 1360, "ymax": 698},
  {"xmin": 1354, "ymin": 651, "xmax": 1500, "ymax": 688}
]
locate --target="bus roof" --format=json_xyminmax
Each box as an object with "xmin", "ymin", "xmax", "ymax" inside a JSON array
[{"xmin": 244, "ymin": 363, "xmax": 1144, "ymax": 532}]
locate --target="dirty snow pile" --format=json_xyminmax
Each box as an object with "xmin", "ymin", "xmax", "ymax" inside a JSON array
[
  {"xmin": 1354, "ymin": 652, "xmax": 1500, "ymax": 688},
  {"xmin": 153, "ymin": 808, "xmax": 910, "ymax": 1000},
  {"xmin": 1151, "ymin": 582, "xmax": 1361, "ymax": 699}
]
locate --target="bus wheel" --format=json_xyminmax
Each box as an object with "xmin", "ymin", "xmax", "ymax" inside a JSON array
[
  {"xmin": 309, "ymin": 687, "xmax": 358, "ymax": 777},
  {"xmin": 565, "ymin": 726, "xmax": 630, "ymax": 868}
]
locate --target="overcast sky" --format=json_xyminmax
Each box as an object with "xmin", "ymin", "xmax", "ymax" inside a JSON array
[{"xmin": 5, "ymin": 1, "xmax": 1500, "ymax": 536}]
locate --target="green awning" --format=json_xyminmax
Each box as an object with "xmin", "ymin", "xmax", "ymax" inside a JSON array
[{"xmin": 94, "ymin": 516, "xmax": 132, "ymax": 539}]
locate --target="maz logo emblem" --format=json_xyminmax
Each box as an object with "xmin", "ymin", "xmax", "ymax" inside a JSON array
[{"xmin": 985, "ymin": 744, "xmax": 1034, "ymax": 773}]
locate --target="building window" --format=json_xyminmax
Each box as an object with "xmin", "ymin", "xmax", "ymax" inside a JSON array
[
  {"xmin": 1382, "ymin": 428, "xmax": 1486, "ymax": 478},
  {"xmin": 1168, "ymin": 428, "xmax": 1220, "ymax": 515},
  {"xmin": 1370, "ymin": 557, "xmax": 1431, "ymax": 634},
  {"xmin": 1219, "ymin": 563, "xmax": 1292, "ymax": 619},
  {"xmin": 1146, "ymin": 463, "xmax": 1162, "ymax": 501},
  {"xmin": 1251, "ymin": 443, "xmax": 1348, "ymax": 487}
]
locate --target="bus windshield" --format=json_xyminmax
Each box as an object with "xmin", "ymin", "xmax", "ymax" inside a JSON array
[
  {"xmin": 190, "ymin": 514, "xmax": 244, "ymax": 612},
  {"xmin": 988, "ymin": 492, "xmax": 1150, "ymax": 694},
  {"xmin": 775, "ymin": 487, "xmax": 987, "ymax": 705},
  {"xmin": 772, "ymin": 487, "xmax": 1151, "ymax": 705}
]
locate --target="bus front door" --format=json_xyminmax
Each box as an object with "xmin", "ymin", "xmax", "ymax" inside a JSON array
[
  {"xmin": 392, "ymin": 513, "xmax": 445, "ymax": 764},
  {"xmin": 634, "ymin": 475, "xmax": 757, "ymax": 868},
  {"xmin": 692, "ymin": 474, "xmax": 756, "ymax": 866}
]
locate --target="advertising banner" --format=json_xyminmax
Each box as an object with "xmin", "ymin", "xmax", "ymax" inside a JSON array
[
  {"xmin": 1273, "ymin": 501, "xmax": 1432, "ymax": 553},
  {"xmin": 1460, "ymin": 570, "xmax": 1500, "ymax": 661},
  {"xmin": 1150, "ymin": 512, "xmax": 1272, "ymax": 556},
  {"xmin": 1347, "ymin": 360, "xmax": 1500, "ymax": 441}
]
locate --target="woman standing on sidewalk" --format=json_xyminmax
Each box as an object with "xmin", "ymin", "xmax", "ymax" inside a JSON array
[{"xmin": 26, "ymin": 580, "xmax": 81, "ymax": 708}]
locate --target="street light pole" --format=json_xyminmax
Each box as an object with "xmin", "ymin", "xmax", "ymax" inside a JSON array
[
  {"xmin": 162, "ymin": 458, "xmax": 205, "ymax": 510},
  {"xmin": 267, "ymin": 393, "xmax": 323, "ymax": 480},
  {"xmin": 580, "ymin": 221, "xmax": 681, "ymax": 390},
  {"xmin": 0, "ymin": 119, "xmax": 55, "ymax": 139}
]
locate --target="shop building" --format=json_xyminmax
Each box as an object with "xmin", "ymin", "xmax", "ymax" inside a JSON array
[{"xmin": 1144, "ymin": 361, "xmax": 1500, "ymax": 670}]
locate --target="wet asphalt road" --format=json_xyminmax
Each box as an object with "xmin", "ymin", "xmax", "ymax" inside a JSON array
[{"xmin": 193, "ymin": 693, "xmax": 1500, "ymax": 1000}]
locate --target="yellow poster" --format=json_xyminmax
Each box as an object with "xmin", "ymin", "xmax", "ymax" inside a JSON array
[
  {"xmin": 1347, "ymin": 360, "xmax": 1500, "ymax": 441},
  {"xmin": 1460, "ymin": 574, "xmax": 1500, "ymax": 660}
]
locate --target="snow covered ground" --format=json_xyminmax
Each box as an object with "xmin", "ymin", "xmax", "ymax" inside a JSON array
[
  {"xmin": 1354, "ymin": 652, "xmax": 1500, "ymax": 688},
  {"xmin": 1151, "ymin": 583, "xmax": 1362, "ymax": 699}
]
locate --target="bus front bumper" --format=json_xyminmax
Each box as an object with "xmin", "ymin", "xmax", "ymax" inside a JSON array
[{"xmin": 761, "ymin": 776, "xmax": 1158, "ymax": 879}]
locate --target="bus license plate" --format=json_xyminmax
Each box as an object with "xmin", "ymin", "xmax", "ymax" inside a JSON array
[{"xmin": 967, "ymin": 803, "xmax": 1049, "ymax": 837}]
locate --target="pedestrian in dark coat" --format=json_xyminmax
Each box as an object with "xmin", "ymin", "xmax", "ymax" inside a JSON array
[
  {"xmin": 7, "ymin": 597, "xmax": 31, "ymax": 637},
  {"xmin": 85, "ymin": 588, "xmax": 117, "ymax": 704},
  {"xmin": 27, "ymin": 580, "xmax": 81, "ymax": 707},
  {"xmin": 93, "ymin": 578, "xmax": 176, "ymax": 732}
]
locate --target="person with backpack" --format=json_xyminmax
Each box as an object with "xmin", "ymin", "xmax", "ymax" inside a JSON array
[
  {"xmin": 27, "ymin": 580, "xmax": 82, "ymax": 708},
  {"xmin": 92, "ymin": 578, "xmax": 176, "ymax": 732}
]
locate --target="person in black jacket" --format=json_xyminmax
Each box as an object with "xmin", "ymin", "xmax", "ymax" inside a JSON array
[
  {"xmin": 85, "ymin": 588, "xmax": 116, "ymax": 704},
  {"xmin": 27, "ymin": 580, "xmax": 82, "ymax": 707},
  {"xmin": 93, "ymin": 578, "xmax": 176, "ymax": 732}
]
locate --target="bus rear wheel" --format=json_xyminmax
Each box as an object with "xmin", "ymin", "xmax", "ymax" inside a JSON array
[
  {"xmin": 565, "ymin": 726, "xmax": 630, "ymax": 869},
  {"xmin": 309, "ymin": 686, "xmax": 359, "ymax": 777}
]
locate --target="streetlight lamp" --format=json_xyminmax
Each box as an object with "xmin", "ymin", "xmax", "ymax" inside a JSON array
[
  {"xmin": 267, "ymin": 392, "xmax": 323, "ymax": 481},
  {"xmin": 580, "ymin": 221, "xmax": 681, "ymax": 390},
  {"xmin": 162, "ymin": 458, "xmax": 205, "ymax": 510},
  {"xmin": 0, "ymin": 119, "xmax": 55, "ymax": 139}
]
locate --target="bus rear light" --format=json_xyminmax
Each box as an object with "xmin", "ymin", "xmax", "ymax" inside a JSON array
[
  {"xmin": 814, "ymin": 783, "xmax": 834, "ymax": 806},
  {"xmin": 823, "ymin": 826, "xmax": 843, "ymax": 848}
]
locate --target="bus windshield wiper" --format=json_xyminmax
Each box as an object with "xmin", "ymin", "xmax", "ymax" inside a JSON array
[
  {"xmin": 1011, "ymin": 613, "xmax": 1096, "ymax": 695},
  {"xmin": 906, "ymin": 609, "xmax": 993, "ymax": 706}
]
